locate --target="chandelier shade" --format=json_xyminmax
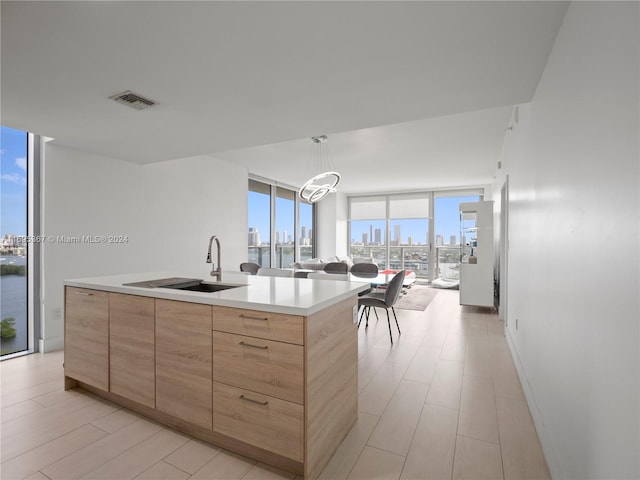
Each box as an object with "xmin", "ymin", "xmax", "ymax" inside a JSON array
[{"xmin": 298, "ymin": 135, "xmax": 341, "ymax": 203}]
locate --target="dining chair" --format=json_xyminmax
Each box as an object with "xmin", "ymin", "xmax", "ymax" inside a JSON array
[
  {"xmin": 358, "ymin": 270, "xmax": 406, "ymax": 344},
  {"xmin": 323, "ymin": 262, "xmax": 349, "ymax": 274},
  {"xmin": 307, "ymin": 272, "xmax": 349, "ymax": 281},
  {"xmin": 239, "ymin": 262, "xmax": 261, "ymax": 275},
  {"xmin": 256, "ymin": 268, "xmax": 294, "ymax": 277},
  {"xmin": 350, "ymin": 262, "xmax": 379, "ymax": 296}
]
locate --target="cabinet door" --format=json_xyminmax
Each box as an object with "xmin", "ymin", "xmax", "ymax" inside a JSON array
[
  {"xmin": 213, "ymin": 382, "xmax": 303, "ymax": 462},
  {"xmin": 156, "ymin": 299, "xmax": 212, "ymax": 429},
  {"xmin": 64, "ymin": 287, "xmax": 109, "ymax": 390},
  {"xmin": 212, "ymin": 331, "xmax": 303, "ymax": 404},
  {"xmin": 212, "ymin": 306, "xmax": 303, "ymax": 345},
  {"xmin": 109, "ymin": 293, "xmax": 155, "ymax": 408}
]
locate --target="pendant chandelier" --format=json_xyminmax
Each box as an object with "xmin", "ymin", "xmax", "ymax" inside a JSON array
[{"xmin": 298, "ymin": 135, "xmax": 341, "ymax": 203}]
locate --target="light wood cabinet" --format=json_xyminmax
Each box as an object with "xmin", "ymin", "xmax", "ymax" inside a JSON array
[
  {"xmin": 212, "ymin": 330, "xmax": 304, "ymax": 404},
  {"xmin": 64, "ymin": 287, "xmax": 109, "ymax": 391},
  {"xmin": 212, "ymin": 306, "xmax": 305, "ymax": 461},
  {"xmin": 212, "ymin": 382, "xmax": 304, "ymax": 462},
  {"xmin": 155, "ymin": 299, "xmax": 213, "ymax": 429},
  {"xmin": 109, "ymin": 293, "xmax": 155, "ymax": 408},
  {"xmin": 65, "ymin": 288, "xmax": 358, "ymax": 478},
  {"xmin": 212, "ymin": 305, "xmax": 304, "ymax": 345}
]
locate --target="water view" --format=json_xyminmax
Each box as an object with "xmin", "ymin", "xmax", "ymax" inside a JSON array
[{"xmin": 1, "ymin": 254, "xmax": 28, "ymax": 355}]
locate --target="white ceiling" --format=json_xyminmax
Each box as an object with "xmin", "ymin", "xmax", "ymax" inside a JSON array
[{"xmin": 1, "ymin": 1, "xmax": 568, "ymax": 194}]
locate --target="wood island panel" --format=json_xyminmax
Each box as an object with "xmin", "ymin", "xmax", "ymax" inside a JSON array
[
  {"xmin": 304, "ymin": 297, "xmax": 359, "ymax": 479},
  {"xmin": 109, "ymin": 293, "xmax": 155, "ymax": 408},
  {"xmin": 156, "ymin": 299, "xmax": 213, "ymax": 429},
  {"xmin": 212, "ymin": 305, "xmax": 304, "ymax": 345},
  {"xmin": 64, "ymin": 287, "xmax": 109, "ymax": 391},
  {"xmin": 212, "ymin": 330, "xmax": 304, "ymax": 404}
]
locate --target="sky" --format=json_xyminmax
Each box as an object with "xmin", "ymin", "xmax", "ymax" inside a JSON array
[{"xmin": 1, "ymin": 126, "xmax": 28, "ymax": 237}]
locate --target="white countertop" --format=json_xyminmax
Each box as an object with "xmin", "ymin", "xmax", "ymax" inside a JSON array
[{"xmin": 65, "ymin": 271, "xmax": 370, "ymax": 316}]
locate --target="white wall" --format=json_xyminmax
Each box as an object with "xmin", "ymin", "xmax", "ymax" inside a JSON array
[
  {"xmin": 41, "ymin": 144, "xmax": 247, "ymax": 351},
  {"xmin": 496, "ymin": 3, "xmax": 639, "ymax": 478},
  {"xmin": 316, "ymin": 191, "xmax": 348, "ymax": 259}
]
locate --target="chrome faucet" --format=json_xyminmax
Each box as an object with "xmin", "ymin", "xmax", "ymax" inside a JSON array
[{"xmin": 206, "ymin": 235, "xmax": 222, "ymax": 280}]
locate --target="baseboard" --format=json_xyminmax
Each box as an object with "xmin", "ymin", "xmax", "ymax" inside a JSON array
[
  {"xmin": 39, "ymin": 336, "xmax": 64, "ymax": 353},
  {"xmin": 504, "ymin": 329, "xmax": 563, "ymax": 479}
]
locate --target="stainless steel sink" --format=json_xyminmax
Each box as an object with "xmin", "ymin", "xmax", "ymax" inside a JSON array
[
  {"xmin": 167, "ymin": 281, "xmax": 240, "ymax": 293},
  {"xmin": 124, "ymin": 277, "xmax": 241, "ymax": 293}
]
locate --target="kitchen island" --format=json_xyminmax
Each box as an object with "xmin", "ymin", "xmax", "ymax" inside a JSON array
[{"xmin": 63, "ymin": 271, "xmax": 369, "ymax": 479}]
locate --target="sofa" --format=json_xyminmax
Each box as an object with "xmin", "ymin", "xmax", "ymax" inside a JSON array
[{"xmin": 292, "ymin": 255, "xmax": 376, "ymax": 271}]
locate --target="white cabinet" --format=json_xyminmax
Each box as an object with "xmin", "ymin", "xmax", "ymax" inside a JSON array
[{"xmin": 459, "ymin": 201, "xmax": 494, "ymax": 307}]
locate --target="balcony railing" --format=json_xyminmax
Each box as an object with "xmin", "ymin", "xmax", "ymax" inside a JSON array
[
  {"xmin": 350, "ymin": 245, "xmax": 430, "ymax": 279},
  {"xmin": 435, "ymin": 245, "xmax": 462, "ymax": 280},
  {"xmin": 248, "ymin": 245, "xmax": 313, "ymax": 268}
]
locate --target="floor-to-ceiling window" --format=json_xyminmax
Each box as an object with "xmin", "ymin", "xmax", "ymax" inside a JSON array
[
  {"xmin": 349, "ymin": 190, "xmax": 483, "ymax": 282},
  {"xmin": 433, "ymin": 191, "xmax": 482, "ymax": 281},
  {"xmin": 349, "ymin": 194, "xmax": 430, "ymax": 280},
  {"xmin": 248, "ymin": 179, "xmax": 271, "ymax": 267},
  {"xmin": 247, "ymin": 177, "xmax": 315, "ymax": 268},
  {"xmin": 388, "ymin": 193, "xmax": 430, "ymax": 279},
  {"xmin": 1, "ymin": 126, "xmax": 29, "ymax": 357}
]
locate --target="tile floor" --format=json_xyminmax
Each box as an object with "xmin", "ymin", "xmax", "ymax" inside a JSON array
[{"xmin": 1, "ymin": 289, "xmax": 550, "ymax": 480}]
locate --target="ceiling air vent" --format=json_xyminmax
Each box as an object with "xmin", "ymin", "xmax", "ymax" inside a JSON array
[{"xmin": 109, "ymin": 90, "xmax": 157, "ymax": 110}]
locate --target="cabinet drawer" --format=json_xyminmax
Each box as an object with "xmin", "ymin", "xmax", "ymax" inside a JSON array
[
  {"xmin": 212, "ymin": 331, "xmax": 303, "ymax": 404},
  {"xmin": 212, "ymin": 306, "xmax": 303, "ymax": 345},
  {"xmin": 64, "ymin": 287, "xmax": 109, "ymax": 390},
  {"xmin": 213, "ymin": 382, "xmax": 303, "ymax": 462}
]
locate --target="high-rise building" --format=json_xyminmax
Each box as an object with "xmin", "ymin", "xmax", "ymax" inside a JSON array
[
  {"xmin": 450, "ymin": 235, "xmax": 457, "ymax": 245},
  {"xmin": 275, "ymin": 231, "xmax": 281, "ymax": 244},
  {"xmin": 362, "ymin": 233, "xmax": 368, "ymax": 245},
  {"xmin": 436, "ymin": 234, "xmax": 443, "ymax": 245},
  {"xmin": 369, "ymin": 225, "xmax": 373, "ymax": 245},
  {"xmin": 301, "ymin": 226, "xmax": 307, "ymax": 240},
  {"xmin": 394, "ymin": 224, "xmax": 401, "ymax": 246},
  {"xmin": 407, "ymin": 236, "xmax": 414, "ymax": 246},
  {"xmin": 248, "ymin": 227, "xmax": 260, "ymax": 246}
]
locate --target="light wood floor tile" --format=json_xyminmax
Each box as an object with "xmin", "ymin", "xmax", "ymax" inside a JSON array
[
  {"xmin": 1, "ymin": 399, "xmax": 43, "ymax": 423},
  {"xmin": 358, "ymin": 347, "xmax": 390, "ymax": 392},
  {"xmin": 1, "ymin": 424, "xmax": 108, "ymax": 480},
  {"xmin": 452, "ymin": 436, "xmax": 504, "ymax": 480},
  {"xmin": 420, "ymin": 326, "xmax": 448, "ymax": 350},
  {"xmin": 400, "ymin": 404, "xmax": 458, "ymax": 480},
  {"xmin": 368, "ymin": 380, "xmax": 429, "ymax": 456},
  {"xmin": 440, "ymin": 334, "xmax": 468, "ymax": 362},
  {"xmin": 31, "ymin": 387, "xmax": 84, "ymax": 407},
  {"xmin": 425, "ymin": 359, "xmax": 464, "ymax": 410},
  {"xmin": 23, "ymin": 472, "xmax": 50, "ymax": 480},
  {"xmin": 41, "ymin": 418, "xmax": 162, "ymax": 479},
  {"xmin": 457, "ymin": 375, "xmax": 499, "ymax": 444},
  {"xmin": 2, "ymin": 378, "xmax": 64, "ymax": 408},
  {"xmin": 319, "ymin": 412, "xmax": 379, "ymax": 480},
  {"xmin": 163, "ymin": 438, "xmax": 221, "ymax": 475},
  {"xmin": 81, "ymin": 428, "xmax": 189, "ymax": 479},
  {"xmin": 243, "ymin": 462, "xmax": 297, "ymax": 479},
  {"xmin": 358, "ymin": 361, "xmax": 408, "ymax": 415},
  {"xmin": 2, "ymin": 397, "xmax": 117, "ymax": 462},
  {"xmin": 464, "ymin": 343, "xmax": 492, "ymax": 379},
  {"xmin": 190, "ymin": 450, "xmax": 254, "ymax": 479},
  {"xmin": 134, "ymin": 460, "xmax": 190, "ymax": 480},
  {"xmin": 90, "ymin": 407, "xmax": 142, "ymax": 433},
  {"xmin": 402, "ymin": 347, "xmax": 439, "ymax": 384},
  {"xmin": 495, "ymin": 396, "xmax": 550, "ymax": 480},
  {"xmin": 347, "ymin": 446, "xmax": 405, "ymax": 480}
]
